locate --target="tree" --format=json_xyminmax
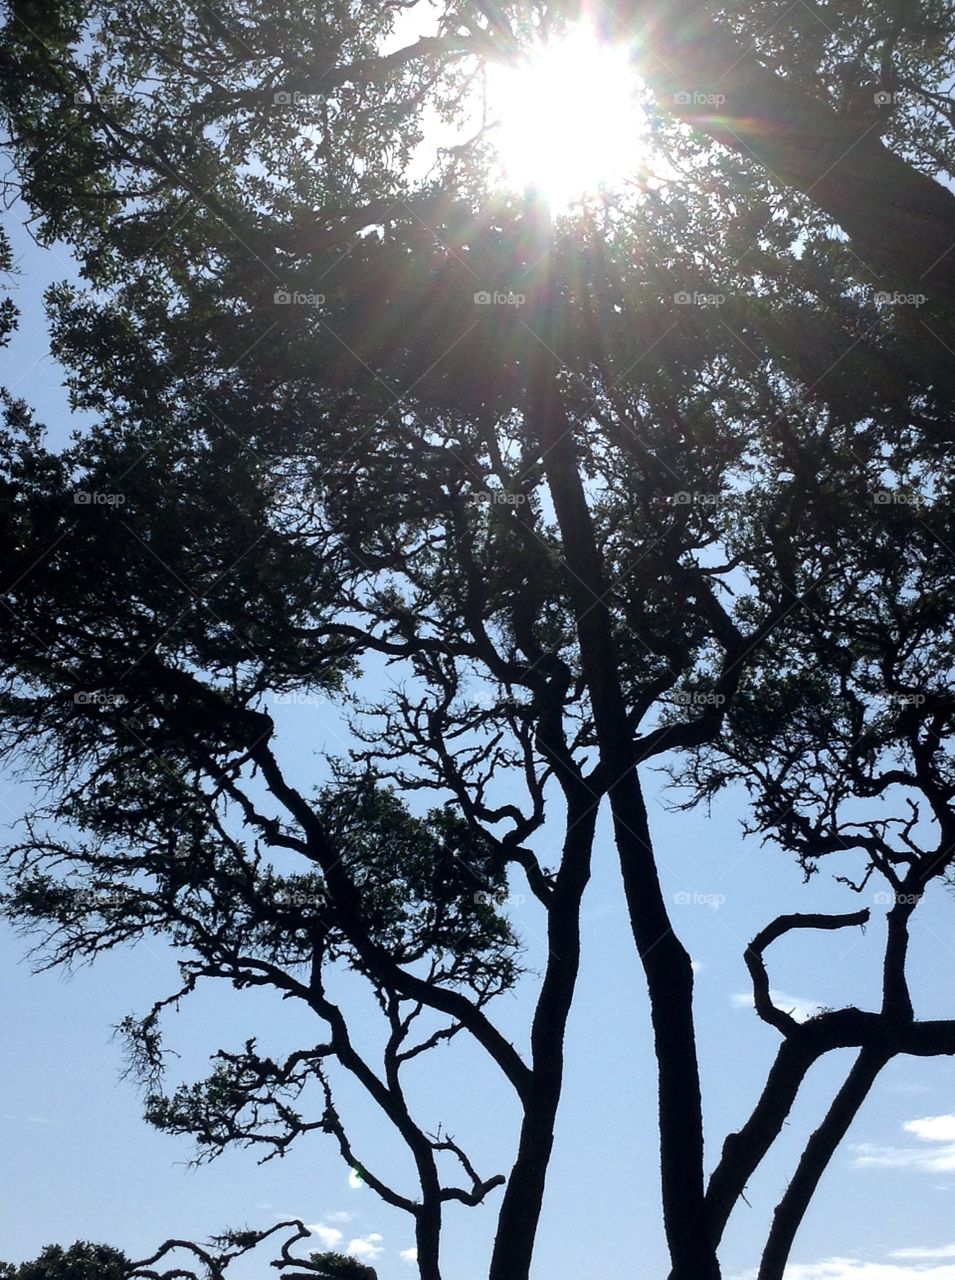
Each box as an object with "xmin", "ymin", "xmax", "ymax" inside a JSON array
[
  {"xmin": 622, "ymin": 0, "xmax": 955, "ymax": 307},
  {"xmin": 677, "ymin": 410, "xmax": 955, "ymax": 1279},
  {"xmin": 1, "ymin": 4, "xmax": 954, "ymax": 1280},
  {"xmin": 127, "ymin": 1231, "xmax": 379, "ymax": 1280},
  {"xmin": 0, "ymin": 1243, "xmax": 128, "ymax": 1280},
  {"xmin": 297, "ymin": 1255, "xmax": 377, "ymax": 1280},
  {"xmin": 6, "ymin": 0, "xmax": 955, "ymax": 307}
]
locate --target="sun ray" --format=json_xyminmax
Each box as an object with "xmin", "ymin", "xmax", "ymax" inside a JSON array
[{"xmin": 486, "ymin": 25, "xmax": 648, "ymax": 210}]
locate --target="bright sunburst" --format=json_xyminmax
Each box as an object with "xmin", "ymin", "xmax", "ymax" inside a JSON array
[{"xmin": 487, "ymin": 26, "xmax": 647, "ymax": 210}]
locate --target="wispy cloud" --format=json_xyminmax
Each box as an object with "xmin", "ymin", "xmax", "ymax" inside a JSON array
[
  {"xmin": 731, "ymin": 989, "xmax": 821, "ymax": 1022},
  {"xmin": 400, "ymin": 1247, "xmax": 418, "ymax": 1265},
  {"xmin": 891, "ymin": 1246, "xmax": 955, "ymax": 1261},
  {"xmin": 732, "ymin": 1260, "xmax": 955, "ymax": 1279},
  {"xmin": 303, "ymin": 1224, "xmax": 344, "ymax": 1249},
  {"xmin": 347, "ymin": 1234, "xmax": 384, "ymax": 1262},
  {"xmin": 853, "ymin": 1115, "xmax": 955, "ymax": 1172},
  {"xmin": 279, "ymin": 1217, "xmax": 380, "ymax": 1265},
  {"xmin": 906, "ymin": 1117, "xmax": 955, "ymax": 1142}
]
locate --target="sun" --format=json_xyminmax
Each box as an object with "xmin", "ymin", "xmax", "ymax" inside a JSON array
[{"xmin": 486, "ymin": 26, "xmax": 647, "ymax": 210}]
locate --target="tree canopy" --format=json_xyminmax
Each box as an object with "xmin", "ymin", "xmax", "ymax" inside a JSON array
[
  {"xmin": 0, "ymin": 1243, "xmax": 128, "ymax": 1280},
  {"xmin": 2, "ymin": 3, "xmax": 955, "ymax": 1280}
]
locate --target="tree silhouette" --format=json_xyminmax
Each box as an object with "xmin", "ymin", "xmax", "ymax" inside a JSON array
[
  {"xmin": 1, "ymin": 5, "xmax": 954, "ymax": 1280},
  {"xmin": 0, "ymin": 1243, "xmax": 127, "ymax": 1280}
]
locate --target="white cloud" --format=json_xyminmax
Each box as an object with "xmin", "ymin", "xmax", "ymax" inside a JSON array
[
  {"xmin": 304, "ymin": 1224, "xmax": 344, "ymax": 1249},
  {"xmin": 891, "ymin": 1246, "xmax": 955, "ymax": 1261},
  {"xmin": 852, "ymin": 1142, "xmax": 955, "ymax": 1172},
  {"xmin": 326, "ymin": 1211, "xmax": 354, "ymax": 1223},
  {"xmin": 906, "ymin": 1117, "xmax": 955, "ymax": 1142},
  {"xmin": 732, "ymin": 1261, "xmax": 955, "ymax": 1280},
  {"xmin": 347, "ymin": 1235, "xmax": 384, "ymax": 1262},
  {"xmin": 400, "ymin": 1247, "xmax": 418, "ymax": 1265},
  {"xmin": 731, "ymin": 989, "xmax": 821, "ymax": 1022},
  {"xmin": 853, "ymin": 1115, "xmax": 955, "ymax": 1173}
]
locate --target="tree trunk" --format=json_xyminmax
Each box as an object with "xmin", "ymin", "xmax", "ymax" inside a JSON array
[
  {"xmin": 488, "ymin": 798, "xmax": 597, "ymax": 1280},
  {"xmin": 757, "ymin": 1048, "xmax": 887, "ymax": 1280},
  {"xmin": 611, "ymin": 771, "xmax": 719, "ymax": 1280},
  {"xmin": 625, "ymin": 2, "xmax": 955, "ymax": 307},
  {"xmin": 520, "ymin": 202, "xmax": 720, "ymax": 1278}
]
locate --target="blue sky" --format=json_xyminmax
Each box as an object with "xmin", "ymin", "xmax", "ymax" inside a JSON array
[{"xmin": 2, "ymin": 191, "xmax": 955, "ymax": 1280}]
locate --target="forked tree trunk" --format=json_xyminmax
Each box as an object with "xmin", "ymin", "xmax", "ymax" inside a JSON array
[{"xmin": 519, "ymin": 210, "xmax": 721, "ymax": 1279}]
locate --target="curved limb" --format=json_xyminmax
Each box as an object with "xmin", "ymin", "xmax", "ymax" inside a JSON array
[
  {"xmin": 757, "ymin": 1047, "xmax": 889, "ymax": 1280},
  {"xmin": 704, "ymin": 910, "xmax": 871, "ymax": 1245},
  {"xmin": 745, "ymin": 910, "xmax": 870, "ymax": 1034}
]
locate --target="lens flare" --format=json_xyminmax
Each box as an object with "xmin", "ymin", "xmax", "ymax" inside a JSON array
[{"xmin": 488, "ymin": 26, "xmax": 647, "ymax": 209}]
